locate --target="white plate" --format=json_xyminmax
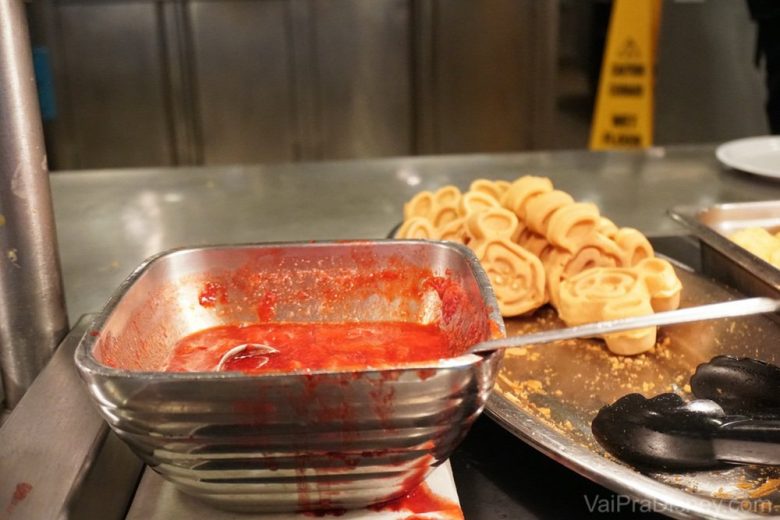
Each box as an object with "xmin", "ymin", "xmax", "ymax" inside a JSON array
[{"xmin": 716, "ymin": 135, "xmax": 780, "ymax": 178}]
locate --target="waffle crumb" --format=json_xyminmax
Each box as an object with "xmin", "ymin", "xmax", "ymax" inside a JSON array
[
  {"xmin": 523, "ymin": 379, "xmax": 545, "ymax": 394},
  {"xmin": 608, "ymin": 357, "xmax": 626, "ymax": 371},
  {"xmin": 506, "ymin": 346, "xmax": 541, "ymax": 362},
  {"xmin": 712, "ymin": 488, "xmax": 732, "ymax": 499},
  {"xmin": 497, "ymin": 375, "xmax": 546, "ymax": 397}
]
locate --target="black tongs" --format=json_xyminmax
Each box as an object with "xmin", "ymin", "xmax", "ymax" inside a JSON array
[
  {"xmin": 592, "ymin": 356, "xmax": 780, "ymax": 471},
  {"xmin": 690, "ymin": 355, "xmax": 780, "ymax": 419}
]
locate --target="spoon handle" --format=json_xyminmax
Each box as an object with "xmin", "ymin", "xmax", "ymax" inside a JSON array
[{"xmin": 469, "ymin": 297, "xmax": 780, "ymax": 354}]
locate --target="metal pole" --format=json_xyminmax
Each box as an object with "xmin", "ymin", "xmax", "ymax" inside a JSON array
[{"xmin": 0, "ymin": 0, "xmax": 68, "ymax": 408}]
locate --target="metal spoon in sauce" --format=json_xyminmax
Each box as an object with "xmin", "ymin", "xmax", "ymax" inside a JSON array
[
  {"xmin": 215, "ymin": 343, "xmax": 279, "ymax": 372},
  {"xmin": 468, "ymin": 297, "xmax": 780, "ymax": 354}
]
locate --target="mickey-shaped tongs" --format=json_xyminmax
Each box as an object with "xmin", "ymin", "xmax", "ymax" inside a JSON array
[{"xmin": 591, "ymin": 356, "xmax": 780, "ymax": 471}]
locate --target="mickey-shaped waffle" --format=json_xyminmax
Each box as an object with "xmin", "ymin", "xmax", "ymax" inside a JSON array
[
  {"xmin": 402, "ymin": 185, "xmax": 463, "ymax": 230},
  {"xmin": 464, "ymin": 207, "xmax": 547, "ymax": 316},
  {"xmin": 396, "ymin": 217, "xmax": 437, "ymax": 240},
  {"xmin": 557, "ymin": 258, "xmax": 683, "ymax": 355},
  {"xmin": 520, "ymin": 187, "xmax": 653, "ymax": 306},
  {"xmin": 468, "ymin": 179, "xmax": 510, "ymax": 204}
]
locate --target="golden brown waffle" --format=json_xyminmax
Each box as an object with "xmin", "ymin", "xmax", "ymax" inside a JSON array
[
  {"xmin": 557, "ymin": 258, "xmax": 682, "ymax": 355},
  {"xmin": 465, "ymin": 207, "xmax": 519, "ymax": 243},
  {"xmin": 437, "ymin": 217, "xmax": 468, "ymax": 244},
  {"xmin": 501, "ymin": 176, "xmax": 554, "ymax": 220},
  {"xmin": 395, "ymin": 216, "xmax": 437, "ymax": 240},
  {"xmin": 525, "ymin": 190, "xmax": 575, "ymax": 236},
  {"xmin": 460, "ymin": 191, "xmax": 501, "ymax": 217},
  {"xmin": 469, "ymin": 179, "xmax": 509, "ymax": 202},
  {"xmin": 395, "ymin": 175, "xmax": 679, "ymax": 345},
  {"xmin": 470, "ymin": 238, "xmax": 547, "ymax": 316}
]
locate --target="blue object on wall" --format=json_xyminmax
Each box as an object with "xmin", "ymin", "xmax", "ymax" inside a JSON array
[{"xmin": 33, "ymin": 46, "xmax": 57, "ymax": 121}]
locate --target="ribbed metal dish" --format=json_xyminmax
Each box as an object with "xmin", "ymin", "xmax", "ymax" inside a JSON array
[
  {"xmin": 669, "ymin": 201, "xmax": 780, "ymax": 299},
  {"xmin": 74, "ymin": 240, "xmax": 504, "ymax": 513}
]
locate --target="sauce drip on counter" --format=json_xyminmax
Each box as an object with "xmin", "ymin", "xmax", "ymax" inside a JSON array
[
  {"xmin": 371, "ymin": 482, "xmax": 463, "ymax": 519},
  {"xmin": 302, "ymin": 481, "xmax": 463, "ymax": 518},
  {"xmin": 6, "ymin": 482, "xmax": 32, "ymax": 515},
  {"xmin": 165, "ymin": 322, "xmax": 456, "ymax": 373}
]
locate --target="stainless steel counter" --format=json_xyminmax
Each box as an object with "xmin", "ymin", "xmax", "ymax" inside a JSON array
[
  {"xmin": 7, "ymin": 145, "xmax": 777, "ymax": 519},
  {"xmin": 51, "ymin": 144, "xmax": 780, "ymax": 320}
]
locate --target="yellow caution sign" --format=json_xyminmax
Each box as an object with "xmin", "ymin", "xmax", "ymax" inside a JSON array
[{"xmin": 589, "ymin": 0, "xmax": 662, "ymax": 150}]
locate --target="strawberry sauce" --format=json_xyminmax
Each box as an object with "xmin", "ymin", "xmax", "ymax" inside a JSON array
[{"xmin": 165, "ymin": 321, "xmax": 456, "ymax": 373}]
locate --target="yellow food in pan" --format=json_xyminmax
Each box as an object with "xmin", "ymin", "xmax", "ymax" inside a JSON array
[{"xmin": 728, "ymin": 227, "xmax": 780, "ymax": 268}]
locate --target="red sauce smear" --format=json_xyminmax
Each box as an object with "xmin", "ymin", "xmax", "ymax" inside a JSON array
[
  {"xmin": 302, "ymin": 482, "xmax": 462, "ymax": 518},
  {"xmin": 198, "ymin": 281, "xmax": 228, "ymax": 307},
  {"xmin": 371, "ymin": 482, "xmax": 463, "ymax": 519},
  {"xmin": 166, "ymin": 322, "xmax": 456, "ymax": 373},
  {"xmin": 423, "ymin": 276, "xmax": 462, "ymax": 324},
  {"xmin": 6, "ymin": 482, "xmax": 32, "ymax": 514}
]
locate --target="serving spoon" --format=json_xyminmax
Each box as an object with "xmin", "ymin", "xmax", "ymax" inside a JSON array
[
  {"xmin": 216, "ymin": 343, "xmax": 279, "ymax": 371},
  {"xmin": 467, "ymin": 296, "xmax": 780, "ymax": 354},
  {"xmin": 213, "ymin": 297, "xmax": 780, "ymax": 370}
]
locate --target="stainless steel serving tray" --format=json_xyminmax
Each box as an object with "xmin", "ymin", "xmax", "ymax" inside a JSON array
[
  {"xmin": 485, "ymin": 261, "xmax": 780, "ymax": 519},
  {"xmin": 670, "ymin": 201, "xmax": 780, "ymax": 300}
]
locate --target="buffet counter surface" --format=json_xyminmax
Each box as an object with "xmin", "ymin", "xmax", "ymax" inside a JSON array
[
  {"xmin": 51, "ymin": 145, "xmax": 780, "ymax": 320},
  {"xmin": 36, "ymin": 145, "xmax": 780, "ymax": 518}
]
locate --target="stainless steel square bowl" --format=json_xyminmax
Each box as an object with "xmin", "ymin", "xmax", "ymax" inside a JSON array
[{"xmin": 74, "ymin": 240, "xmax": 504, "ymax": 513}]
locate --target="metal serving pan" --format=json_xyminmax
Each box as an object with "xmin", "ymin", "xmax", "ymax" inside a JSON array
[
  {"xmin": 74, "ymin": 240, "xmax": 504, "ymax": 513},
  {"xmin": 669, "ymin": 201, "xmax": 780, "ymax": 299},
  {"xmin": 486, "ymin": 259, "xmax": 780, "ymax": 519}
]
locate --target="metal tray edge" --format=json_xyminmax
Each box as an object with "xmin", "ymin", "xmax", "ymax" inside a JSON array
[
  {"xmin": 484, "ymin": 393, "xmax": 762, "ymax": 520},
  {"xmin": 668, "ymin": 204, "xmax": 780, "ymax": 294}
]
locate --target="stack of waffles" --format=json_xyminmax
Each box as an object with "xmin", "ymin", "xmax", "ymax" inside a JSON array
[{"xmin": 396, "ymin": 176, "xmax": 682, "ymax": 355}]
